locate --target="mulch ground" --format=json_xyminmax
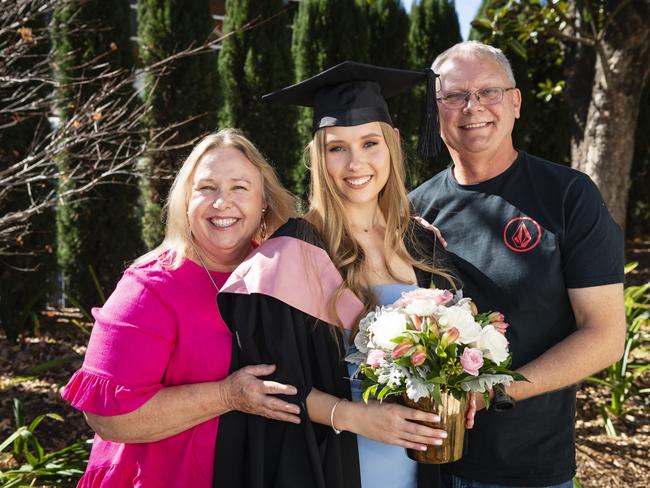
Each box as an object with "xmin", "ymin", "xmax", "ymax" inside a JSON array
[{"xmin": 1, "ymin": 238, "xmax": 649, "ymax": 487}]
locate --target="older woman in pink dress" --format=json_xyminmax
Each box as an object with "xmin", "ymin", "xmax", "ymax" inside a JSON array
[{"xmin": 61, "ymin": 128, "xmax": 298, "ymax": 487}]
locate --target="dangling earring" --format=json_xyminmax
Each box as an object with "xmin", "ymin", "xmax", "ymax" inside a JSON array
[{"xmin": 260, "ymin": 208, "xmax": 268, "ymax": 240}]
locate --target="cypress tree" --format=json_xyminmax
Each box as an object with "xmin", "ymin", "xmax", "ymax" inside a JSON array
[
  {"xmin": 138, "ymin": 0, "xmax": 219, "ymax": 248},
  {"xmin": 218, "ymin": 0, "xmax": 299, "ymax": 192},
  {"xmin": 408, "ymin": 0, "xmax": 462, "ymax": 184},
  {"xmin": 0, "ymin": 7, "xmax": 55, "ymax": 340},
  {"xmin": 363, "ymin": 0, "xmax": 421, "ymax": 187},
  {"xmin": 291, "ymin": 0, "xmax": 369, "ymax": 195},
  {"xmin": 52, "ymin": 0, "xmax": 143, "ymax": 310}
]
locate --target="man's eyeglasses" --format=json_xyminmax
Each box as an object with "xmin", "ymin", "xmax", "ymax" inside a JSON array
[{"xmin": 437, "ymin": 87, "xmax": 516, "ymax": 109}]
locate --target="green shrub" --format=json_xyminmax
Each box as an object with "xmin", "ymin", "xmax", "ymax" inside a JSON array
[
  {"xmin": 0, "ymin": 399, "xmax": 89, "ymax": 487},
  {"xmin": 587, "ymin": 262, "xmax": 650, "ymax": 436}
]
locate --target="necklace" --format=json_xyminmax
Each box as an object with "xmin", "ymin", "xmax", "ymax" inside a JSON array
[{"xmin": 190, "ymin": 240, "xmax": 220, "ymax": 294}]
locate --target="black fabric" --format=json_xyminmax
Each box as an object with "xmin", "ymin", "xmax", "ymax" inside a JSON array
[
  {"xmin": 213, "ymin": 218, "xmax": 450, "ymax": 488},
  {"xmin": 409, "ymin": 151, "xmax": 624, "ymax": 486}
]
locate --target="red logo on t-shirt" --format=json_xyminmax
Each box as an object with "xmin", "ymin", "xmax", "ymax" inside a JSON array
[{"xmin": 503, "ymin": 217, "xmax": 542, "ymax": 252}]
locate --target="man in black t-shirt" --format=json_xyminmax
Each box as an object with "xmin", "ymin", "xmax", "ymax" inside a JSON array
[{"xmin": 410, "ymin": 41, "xmax": 625, "ymax": 488}]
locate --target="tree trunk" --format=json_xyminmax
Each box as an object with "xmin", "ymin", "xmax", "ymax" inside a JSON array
[
  {"xmin": 571, "ymin": 2, "xmax": 650, "ymax": 229},
  {"xmin": 563, "ymin": 0, "xmax": 595, "ymax": 165}
]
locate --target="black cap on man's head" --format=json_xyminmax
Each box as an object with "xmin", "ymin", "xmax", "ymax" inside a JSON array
[{"xmin": 262, "ymin": 61, "xmax": 441, "ymax": 159}]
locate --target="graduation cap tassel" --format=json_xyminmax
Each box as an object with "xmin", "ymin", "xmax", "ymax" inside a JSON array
[{"xmin": 417, "ymin": 69, "xmax": 442, "ymax": 161}]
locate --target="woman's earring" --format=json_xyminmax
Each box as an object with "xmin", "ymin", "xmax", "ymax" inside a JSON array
[{"xmin": 260, "ymin": 208, "xmax": 268, "ymax": 240}]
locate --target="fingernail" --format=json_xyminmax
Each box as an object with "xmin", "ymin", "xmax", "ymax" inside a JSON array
[
  {"xmin": 432, "ymin": 415, "xmax": 440, "ymax": 422},
  {"xmin": 439, "ymin": 432, "xmax": 447, "ymax": 438},
  {"xmin": 419, "ymin": 446, "xmax": 427, "ymax": 451},
  {"xmin": 433, "ymin": 439, "xmax": 443, "ymax": 445}
]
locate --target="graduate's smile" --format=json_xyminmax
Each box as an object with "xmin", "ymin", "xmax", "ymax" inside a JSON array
[{"xmin": 344, "ymin": 175, "xmax": 373, "ymax": 188}]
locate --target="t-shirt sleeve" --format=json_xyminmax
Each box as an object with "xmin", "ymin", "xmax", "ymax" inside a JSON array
[
  {"xmin": 61, "ymin": 269, "xmax": 177, "ymax": 416},
  {"xmin": 561, "ymin": 174, "xmax": 625, "ymax": 288}
]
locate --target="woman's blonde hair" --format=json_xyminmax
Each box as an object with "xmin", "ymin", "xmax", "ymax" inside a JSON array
[
  {"xmin": 134, "ymin": 128, "xmax": 296, "ymax": 269},
  {"xmin": 305, "ymin": 122, "xmax": 454, "ymax": 330}
]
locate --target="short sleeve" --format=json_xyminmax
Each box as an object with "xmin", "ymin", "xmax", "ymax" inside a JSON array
[
  {"xmin": 561, "ymin": 174, "xmax": 625, "ymax": 288},
  {"xmin": 61, "ymin": 269, "xmax": 177, "ymax": 416}
]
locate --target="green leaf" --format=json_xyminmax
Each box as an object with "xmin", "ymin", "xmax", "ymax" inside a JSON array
[
  {"xmin": 13, "ymin": 399, "xmax": 24, "ymax": 429},
  {"xmin": 624, "ymin": 261, "xmax": 639, "ymax": 274},
  {"xmin": 24, "ymin": 355, "xmax": 82, "ymax": 376},
  {"xmin": 432, "ymin": 384, "xmax": 442, "ymax": 405},
  {"xmin": 471, "ymin": 18, "xmax": 493, "ymax": 31},
  {"xmin": 377, "ymin": 385, "xmax": 392, "ymax": 401},
  {"xmin": 507, "ymin": 38, "xmax": 528, "ymax": 59},
  {"xmin": 0, "ymin": 428, "xmax": 25, "ymax": 453}
]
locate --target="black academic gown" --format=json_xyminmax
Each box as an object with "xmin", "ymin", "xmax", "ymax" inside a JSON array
[{"xmin": 213, "ymin": 218, "xmax": 453, "ymax": 488}]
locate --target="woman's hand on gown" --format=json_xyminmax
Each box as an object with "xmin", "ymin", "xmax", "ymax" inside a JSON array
[
  {"xmin": 338, "ymin": 400, "xmax": 447, "ymax": 451},
  {"xmin": 221, "ymin": 364, "xmax": 301, "ymax": 424}
]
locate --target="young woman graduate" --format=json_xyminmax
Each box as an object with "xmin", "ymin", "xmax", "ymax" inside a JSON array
[{"xmin": 213, "ymin": 62, "xmax": 470, "ymax": 488}]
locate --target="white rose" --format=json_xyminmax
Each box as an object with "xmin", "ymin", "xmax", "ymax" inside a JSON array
[
  {"xmin": 404, "ymin": 299, "xmax": 439, "ymax": 317},
  {"xmin": 437, "ymin": 306, "xmax": 482, "ymax": 344},
  {"xmin": 477, "ymin": 325, "xmax": 509, "ymax": 364},
  {"xmin": 368, "ymin": 309, "xmax": 408, "ymax": 350}
]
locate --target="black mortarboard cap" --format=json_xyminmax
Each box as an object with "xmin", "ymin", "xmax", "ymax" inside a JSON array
[{"xmin": 262, "ymin": 61, "xmax": 441, "ymax": 160}]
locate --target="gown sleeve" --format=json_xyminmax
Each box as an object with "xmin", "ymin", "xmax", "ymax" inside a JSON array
[
  {"xmin": 213, "ymin": 291, "xmax": 361, "ymax": 488},
  {"xmin": 61, "ymin": 269, "xmax": 177, "ymax": 416}
]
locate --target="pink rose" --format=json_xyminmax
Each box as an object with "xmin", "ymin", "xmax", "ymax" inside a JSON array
[
  {"xmin": 492, "ymin": 321, "xmax": 509, "ymax": 335},
  {"xmin": 397, "ymin": 287, "xmax": 453, "ymax": 307},
  {"xmin": 391, "ymin": 340, "xmax": 414, "ymax": 359},
  {"xmin": 366, "ymin": 349, "xmax": 385, "ymax": 368},
  {"xmin": 460, "ymin": 347, "xmax": 484, "ymax": 376},
  {"xmin": 410, "ymin": 346, "xmax": 427, "ymax": 366}
]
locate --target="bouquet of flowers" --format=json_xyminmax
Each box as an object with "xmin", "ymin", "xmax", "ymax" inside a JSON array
[{"xmin": 347, "ymin": 287, "xmax": 525, "ymax": 407}]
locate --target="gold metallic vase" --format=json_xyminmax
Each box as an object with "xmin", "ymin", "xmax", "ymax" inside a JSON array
[{"xmin": 400, "ymin": 392, "xmax": 467, "ymax": 464}]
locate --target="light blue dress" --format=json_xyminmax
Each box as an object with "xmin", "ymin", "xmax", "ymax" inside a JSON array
[{"xmin": 346, "ymin": 283, "xmax": 419, "ymax": 488}]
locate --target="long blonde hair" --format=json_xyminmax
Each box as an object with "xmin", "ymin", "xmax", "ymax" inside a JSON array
[
  {"xmin": 134, "ymin": 128, "xmax": 296, "ymax": 269},
  {"xmin": 305, "ymin": 122, "xmax": 453, "ymax": 329}
]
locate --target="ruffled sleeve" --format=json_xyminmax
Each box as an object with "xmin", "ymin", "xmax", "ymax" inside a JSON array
[
  {"xmin": 62, "ymin": 369, "xmax": 163, "ymax": 416},
  {"xmin": 61, "ymin": 267, "xmax": 177, "ymax": 416}
]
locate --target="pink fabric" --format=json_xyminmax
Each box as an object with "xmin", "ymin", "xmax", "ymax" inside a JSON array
[
  {"xmin": 61, "ymin": 257, "xmax": 232, "ymax": 488},
  {"xmin": 221, "ymin": 236, "xmax": 364, "ymax": 329}
]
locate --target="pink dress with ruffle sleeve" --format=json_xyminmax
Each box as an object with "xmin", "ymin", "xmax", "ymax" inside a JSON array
[{"xmin": 61, "ymin": 257, "xmax": 232, "ymax": 488}]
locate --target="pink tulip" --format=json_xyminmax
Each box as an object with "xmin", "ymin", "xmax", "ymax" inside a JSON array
[
  {"xmin": 391, "ymin": 340, "xmax": 414, "ymax": 359},
  {"xmin": 411, "ymin": 346, "xmax": 427, "ymax": 366},
  {"xmin": 410, "ymin": 314, "xmax": 423, "ymax": 331},
  {"xmin": 441, "ymin": 327, "xmax": 460, "ymax": 346},
  {"xmin": 366, "ymin": 349, "xmax": 385, "ymax": 368},
  {"xmin": 426, "ymin": 317, "xmax": 440, "ymax": 337},
  {"xmin": 492, "ymin": 321, "xmax": 509, "ymax": 335},
  {"xmin": 460, "ymin": 348, "xmax": 484, "ymax": 376}
]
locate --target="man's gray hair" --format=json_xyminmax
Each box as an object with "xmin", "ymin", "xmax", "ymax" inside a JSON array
[{"xmin": 431, "ymin": 41, "xmax": 516, "ymax": 85}]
